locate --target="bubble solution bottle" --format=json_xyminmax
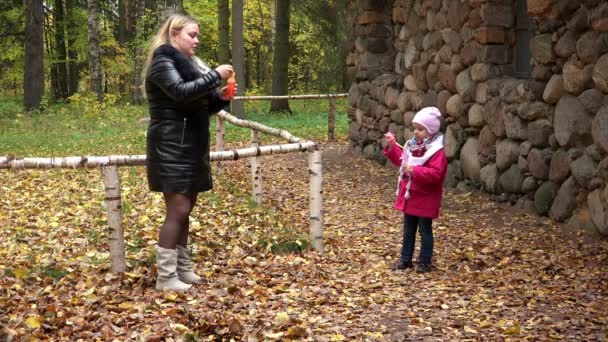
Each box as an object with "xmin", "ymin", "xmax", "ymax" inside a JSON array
[{"xmin": 227, "ymin": 72, "xmax": 236, "ymax": 97}]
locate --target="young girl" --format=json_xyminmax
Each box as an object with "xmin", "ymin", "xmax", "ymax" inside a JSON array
[{"xmin": 383, "ymin": 107, "xmax": 448, "ymax": 273}]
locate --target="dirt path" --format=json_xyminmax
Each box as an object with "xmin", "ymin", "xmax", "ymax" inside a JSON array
[
  {"xmin": 2, "ymin": 141, "xmax": 606, "ymax": 341},
  {"xmin": 225, "ymin": 141, "xmax": 608, "ymax": 340}
]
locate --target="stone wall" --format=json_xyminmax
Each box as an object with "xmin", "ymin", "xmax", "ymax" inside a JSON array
[{"xmin": 346, "ymin": 0, "xmax": 608, "ymax": 235}]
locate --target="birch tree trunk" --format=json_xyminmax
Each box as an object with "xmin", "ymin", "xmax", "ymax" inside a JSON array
[
  {"xmin": 250, "ymin": 130, "xmax": 263, "ymax": 205},
  {"xmin": 23, "ymin": 0, "xmax": 44, "ymax": 110},
  {"xmin": 87, "ymin": 0, "xmax": 104, "ymax": 101},
  {"xmin": 308, "ymin": 150, "xmax": 323, "ymax": 253},
  {"xmin": 101, "ymin": 166, "xmax": 127, "ymax": 273}
]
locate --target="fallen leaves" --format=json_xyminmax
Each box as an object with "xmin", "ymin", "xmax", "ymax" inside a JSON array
[{"xmin": 1, "ymin": 142, "xmax": 607, "ymax": 340}]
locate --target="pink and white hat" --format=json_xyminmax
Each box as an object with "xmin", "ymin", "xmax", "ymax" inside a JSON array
[{"xmin": 412, "ymin": 106, "xmax": 442, "ymax": 135}]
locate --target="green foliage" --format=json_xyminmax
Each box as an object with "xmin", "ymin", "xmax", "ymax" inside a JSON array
[
  {"xmin": 0, "ymin": 96, "xmax": 348, "ymax": 157},
  {"xmin": 0, "ymin": 4, "xmax": 25, "ymax": 95},
  {"xmin": 68, "ymin": 92, "xmax": 120, "ymax": 118},
  {"xmin": 185, "ymin": 0, "xmax": 220, "ymax": 66},
  {"xmin": 2, "ymin": 1, "xmax": 348, "ymax": 102}
]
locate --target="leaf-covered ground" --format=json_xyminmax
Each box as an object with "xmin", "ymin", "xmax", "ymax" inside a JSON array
[{"xmin": 1, "ymin": 141, "xmax": 607, "ymax": 341}]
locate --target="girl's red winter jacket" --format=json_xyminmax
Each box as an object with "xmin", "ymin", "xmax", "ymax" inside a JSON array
[{"xmin": 383, "ymin": 144, "xmax": 448, "ymax": 219}]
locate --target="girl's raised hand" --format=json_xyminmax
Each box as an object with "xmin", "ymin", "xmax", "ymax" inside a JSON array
[{"xmin": 384, "ymin": 132, "xmax": 396, "ymax": 146}]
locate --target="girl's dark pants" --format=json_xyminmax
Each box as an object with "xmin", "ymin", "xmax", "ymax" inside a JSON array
[{"xmin": 401, "ymin": 214, "xmax": 433, "ymax": 265}]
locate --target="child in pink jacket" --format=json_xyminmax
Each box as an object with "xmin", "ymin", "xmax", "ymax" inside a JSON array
[{"xmin": 383, "ymin": 107, "xmax": 448, "ymax": 273}]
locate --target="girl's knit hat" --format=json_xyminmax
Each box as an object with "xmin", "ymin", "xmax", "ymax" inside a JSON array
[{"xmin": 412, "ymin": 106, "xmax": 442, "ymax": 135}]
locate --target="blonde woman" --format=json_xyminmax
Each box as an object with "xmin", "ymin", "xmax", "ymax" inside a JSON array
[{"xmin": 142, "ymin": 14, "xmax": 236, "ymax": 291}]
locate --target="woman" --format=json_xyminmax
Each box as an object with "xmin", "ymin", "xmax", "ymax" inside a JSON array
[{"xmin": 142, "ymin": 14, "xmax": 235, "ymax": 291}]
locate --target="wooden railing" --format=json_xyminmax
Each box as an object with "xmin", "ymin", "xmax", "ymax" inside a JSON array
[
  {"xmin": 1, "ymin": 109, "xmax": 326, "ymax": 273},
  {"xmin": 231, "ymin": 93, "xmax": 348, "ymax": 141}
]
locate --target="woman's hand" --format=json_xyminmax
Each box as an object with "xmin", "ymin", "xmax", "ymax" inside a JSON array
[
  {"xmin": 215, "ymin": 64, "xmax": 234, "ymax": 79},
  {"xmin": 384, "ymin": 132, "xmax": 396, "ymax": 147},
  {"xmin": 219, "ymin": 83, "xmax": 238, "ymax": 101}
]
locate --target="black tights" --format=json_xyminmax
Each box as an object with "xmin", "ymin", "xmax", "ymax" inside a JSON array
[{"xmin": 158, "ymin": 192, "xmax": 198, "ymax": 249}]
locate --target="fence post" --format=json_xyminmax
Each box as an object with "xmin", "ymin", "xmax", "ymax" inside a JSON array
[
  {"xmin": 308, "ymin": 150, "xmax": 323, "ymax": 253},
  {"xmin": 216, "ymin": 115, "xmax": 225, "ymax": 173},
  {"xmin": 328, "ymin": 97, "xmax": 335, "ymax": 141},
  {"xmin": 101, "ymin": 165, "xmax": 127, "ymax": 273},
  {"xmin": 250, "ymin": 130, "xmax": 263, "ymax": 205}
]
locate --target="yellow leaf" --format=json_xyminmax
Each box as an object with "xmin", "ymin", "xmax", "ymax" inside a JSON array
[
  {"xmin": 331, "ymin": 333, "xmax": 346, "ymax": 341},
  {"xmin": 265, "ymin": 332, "xmax": 284, "ymax": 339},
  {"xmin": 364, "ymin": 331, "xmax": 383, "ymax": 338},
  {"xmin": 274, "ymin": 312, "xmax": 290, "ymax": 323},
  {"xmin": 14, "ymin": 268, "xmax": 29, "ymax": 279},
  {"xmin": 163, "ymin": 293, "xmax": 178, "ymax": 301},
  {"xmin": 285, "ymin": 326, "xmax": 307, "ymax": 338},
  {"xmin": 82, "ymin": 287, "xmax": 96, "ymax": 297},
  {"xmin": 26, "ymin": 316, "xmax": 42, "ymax": 329},
  {"xmin": 504, "ymin": 321, "xmax": 521, "ymax": 335},
  {"xmin": 118, "ymin": 302, "xmax": 133, "ymax": 309},
  {"xmin": 464, "ymin": 325, "xmax": 478, "ymax": 334},
  {"xmin": 170, "ymin": 323, "xmax": 189, "ymax": 333}
]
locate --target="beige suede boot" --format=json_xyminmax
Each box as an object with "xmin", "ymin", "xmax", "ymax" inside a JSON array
[
  {"xmin": 155, "ymin": 245, "xmax": 192, "ymax": 291},
  {"xmin": 176, "ymin": 245, "xmax": 202, "ymax": 284}
]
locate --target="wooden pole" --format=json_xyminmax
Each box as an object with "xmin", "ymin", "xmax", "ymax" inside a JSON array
[
  {"xmin": 217, "ymin": 110, "xmax": 308, "ymax": 143},
  {"xmin": 308, "ymin": 150, "xmax": 323, "ymax": 253},
  {"xmin": 216, "ymin": 115, "xmax": 225, "ymax": 174},
  {"xmin": 250, "ymin": 130, "xmax": 262, "ymax": 205},
  {"xmin": 232, "ymin": 93, "xmax": 348, "ymax": 101},
  {"xmin": 101, "ymin": 165, "xmax": 127, "ymax": 273},
  {"xmin": 0, "ymin": 142, "xmax": 318, "ymax": 169},
  {"xmin": 328, "ymin": 97, "xmax": 336, "ymax": 141}
]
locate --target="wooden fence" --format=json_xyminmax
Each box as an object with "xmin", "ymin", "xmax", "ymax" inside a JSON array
[
  {"xmin": 231, "ymin": 93, "xmax": 348, "ymax": 141},
  {"xmin": 1, "ymin": 108, "xmax": 328, "ymax": 273}
]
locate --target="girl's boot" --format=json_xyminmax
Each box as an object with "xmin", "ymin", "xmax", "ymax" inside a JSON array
[
  {"xmin": 155, "ymin": 245, "xmax": 192, "ymax": 291},
  {"xmin": 176, "ymin": 245, "xmax": 202, "ymax": 284}
]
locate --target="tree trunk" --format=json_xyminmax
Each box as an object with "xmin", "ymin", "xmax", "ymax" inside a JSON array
[
  {"xmin": 53, "ymin": 0, "xmax": 69, "ymax": 100},
  {"xmin": 66, "ymin": 0, "xmax": 80, "ymax": 96},
  {"xmin": 24, "ymin": 0, "xmax": 45, "ymax": 111},
  {"xmin": 231, "ymin": 0, "xmax": 245, "ymax": 118},
  {"xmin": 160, "ymin": 0, "xmax": 182, "ymax": 20},
  {"xmin": 217, "ymin": 0, "xmax": 230, "ymax": 64},
  {"xmin": 131, "ymin": 0, "xmax": 147, "ymax": 104},
  {"xmin": 270, "ymin": 0, "xmax": 291, "ymax": 113},
  {"xmin": 117, "ymin": 0, "xmax": 127, "ymax": 94},
  {"xmin": 87, "ymin": 0, "xmax": 103, "ymax": 101}
]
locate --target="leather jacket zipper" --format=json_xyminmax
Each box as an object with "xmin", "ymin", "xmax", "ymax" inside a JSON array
[{"xmin": 181, "ymin": 117, "xmax": 187, "ymax": 145}]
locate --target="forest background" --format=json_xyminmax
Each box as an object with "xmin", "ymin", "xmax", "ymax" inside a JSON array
[{"xmin": 0, "ymin": 0, "xmax": 349, "ymax": 113}]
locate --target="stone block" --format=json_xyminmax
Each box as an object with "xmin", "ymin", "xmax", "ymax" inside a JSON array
[
  {"xmin": 593, "ymin": 53, "xmax": 608, "ymax": 93},
  {"xmin": 357, "ymin": 11, "xmax": 386, "ymax": 25},
  {"xmin": 530, "ymin": 33, "xmax": 554, "ymax": 64},
  {"xmin": 527, "ymin": 0, "xmax": 553, "ymax": 17},
  {"xmin": 481, "ymin": 4, "xmax": 513, "ymax": 28},
  {"xmin": 480, "ymin": 45, "xmax": 510, "ymax": 64},
  {"xmin": 473, "ymin": 27, "xmax": 506, "ymax": 44}
]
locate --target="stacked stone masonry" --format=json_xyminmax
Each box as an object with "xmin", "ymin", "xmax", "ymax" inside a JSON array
[{"xmin": 346, "ymin": 0, "xmax": 608, "ymax": 235}]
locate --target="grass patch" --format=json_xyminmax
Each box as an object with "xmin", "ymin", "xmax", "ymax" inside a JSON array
[
  {"xmin": 40, "ymin": 266, "xmax": 69, "ymax": 279},
  {"xmin": 0, "ymin": 95, "xmax": 349, "ymax": 157},
  {"xmin": 258, "ymin": 238, "xmax": 309, "ymax": 254},
  {"xmin": 1, "ymin": 95, "xmax": 341, "ymax": 256}
]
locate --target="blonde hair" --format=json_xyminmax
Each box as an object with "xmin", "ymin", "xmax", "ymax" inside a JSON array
[{"xmin": 141, "ymin": 14, "xmax": 199, "ymax": 91}]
